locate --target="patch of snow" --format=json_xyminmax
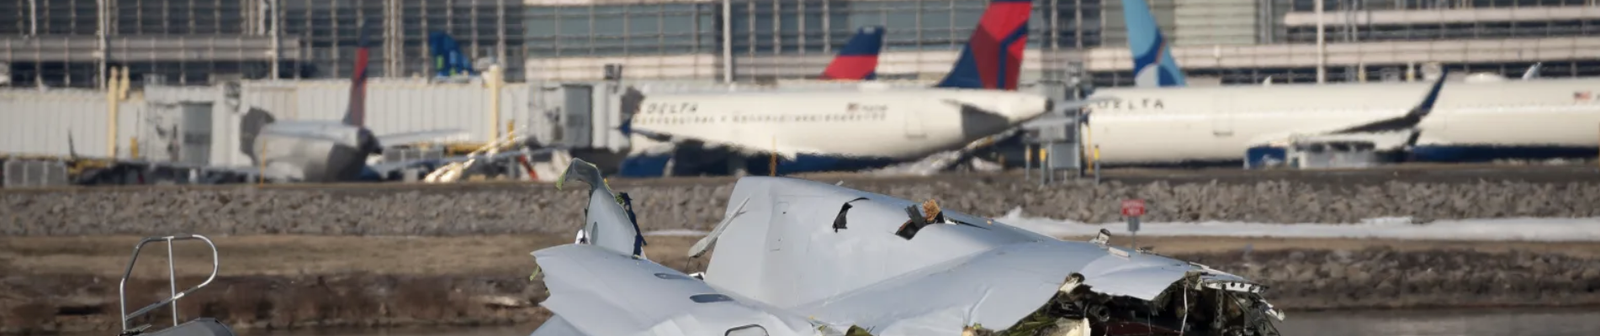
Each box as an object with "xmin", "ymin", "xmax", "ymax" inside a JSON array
[{"xmin": 997, "ymin": 207, "xmax": 1600, "ymax": 242}]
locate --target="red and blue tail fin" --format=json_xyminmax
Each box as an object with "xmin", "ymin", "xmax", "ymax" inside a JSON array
[
  {"xmin": 934, "ymin": 0, "xmax": 1033, "ymax": 90},
  {"xmin": 343, "ymin": 28, "xmax": 371, "ymax": 127},
  {"xmin": 820, "ymin": 26, "xmax": 885, "ymax": 81}
]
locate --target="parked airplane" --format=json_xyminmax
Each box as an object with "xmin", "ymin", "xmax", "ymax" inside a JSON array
[
  {"xmin": 617, "ymin": 0, "xmax": 1105, "ymax": 177},
  {"xmin": 1082, "ymin": 72, "xmax": 1448, "ymax": 166},
  {"xmin": 1079, "ymin": 0, "xmax": 1598, "ymax": 166},
  {"xmin": 531, "ymin": 159, "xmax": 838, "ymax": 335},
  {"xmin": 527, "ymin": 161, "xmax": 1284, "ymax": 335},
  {"xmin": 239, "ymin": 31, "xmax": 540, "ymax": 183}
]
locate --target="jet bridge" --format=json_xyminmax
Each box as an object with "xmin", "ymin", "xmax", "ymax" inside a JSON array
[{"xmin": 1021, "ymin": 70, "xmax": 1088, "ymax": 183}]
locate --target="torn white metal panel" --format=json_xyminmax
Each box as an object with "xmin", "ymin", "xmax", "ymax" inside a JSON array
[
  {"xmin": 704, "ymin": 177, "xmax": 1048, "ymax": 309},
  {"xmin": 557, "ymin": 158, "xmax": 643, "ymax": 257},
  {"xmin": 788, "ymin": 241, "xmax": 1101, "ymax": 335},
  {"xmin": 1076, "ymin": 248, "xmax": 1216, "ymax": 301},
  {"xmin": 531, "ymin": 244, "xmax": 821, "ymax": 336},
  {"xmin": 699, "ymin": 176, "xmax": 1281, "ymax": 335},
  {"xmin": 528, "ymin": 316, "xmax": 589, "ymax": 336}
]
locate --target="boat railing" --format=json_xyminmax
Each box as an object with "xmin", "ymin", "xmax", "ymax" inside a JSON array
[{"xmin": 118, "ymin": 234, "xmax": 220, "ymax": 335}]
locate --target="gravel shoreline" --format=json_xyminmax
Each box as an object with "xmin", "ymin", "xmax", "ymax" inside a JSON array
[{"xmin": 6, "ymin": 178, "xmax": 1600, "ymax": 236}]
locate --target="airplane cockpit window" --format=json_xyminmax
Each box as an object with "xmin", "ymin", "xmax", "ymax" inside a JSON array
[
  {"xmin": 689, "ymin": 294, "xmax": 734, "ymax": 303},
  {"xmin": 725, "ymin": 325, "xmax": 769, "ymax": 336}
]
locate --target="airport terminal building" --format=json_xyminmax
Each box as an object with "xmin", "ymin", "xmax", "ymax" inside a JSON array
[
  {"xmin": 2, "ymin": 0, "xmax": 1598, "ymax": 88},
  {"xmin": 0, "ymin": 0, "xmax": 524, "ymax": 88},
  {"xmin": 524, "ymin": 0, "xmax": 1600, "ymax": 87}
]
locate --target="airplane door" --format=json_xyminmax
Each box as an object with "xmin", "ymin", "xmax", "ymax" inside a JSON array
[
  {"xmin": 1212, "ymin": 94, "xmax": 1234, "ymax": 137},
  {"xmin": 903, "ymin": 108, "xmax": 926, "ymax": 139}
]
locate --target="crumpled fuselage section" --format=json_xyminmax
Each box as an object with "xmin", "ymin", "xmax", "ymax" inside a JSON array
[{"xmin": 701, "ymin": 177, "xmax": 1282, "ymax": 336}]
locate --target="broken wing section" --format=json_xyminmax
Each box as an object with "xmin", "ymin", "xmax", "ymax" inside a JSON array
[
  {"xmin": 557, "ymin": 158, "xmax": 646, "ymax": 257},
  {"xmin": 1034, "ymin": 243, "xmax": 1283, "ymax": 336},
  {"xmin": 788, "ymin": 241, "xmax": 1100, "ymax": 335},
  {"xmin": 702, "ymin": 177, "xmax": 1053, "ymax": 310},
  {"xmin": 1245, "ymin": 68, "xmax": 1449, "ymax": 153},
  {"xmin": 530, "ymin": 244, "xmax": 829, "ymax": 336}
]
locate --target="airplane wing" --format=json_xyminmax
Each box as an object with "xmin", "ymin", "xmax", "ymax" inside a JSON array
[
  {"xmin": 1244, "ymin": 69, "xmax": 1449, "ymax": 149},
  {"xmin": 558, "ymin": 158, "xmax": 649, "ymax": 257},
  {"xmin": 1016, "ymin": 96, "xmax": 1118, "ymax": 130},
  {"xmin": 788, "ymin": 241, "xmax": 1085, "ymax": 335},
  {"xmin": 531, "ymin": 244, "xmax": 832, "ymax": 336},
  {"xmin": 364, "ymin": 147, "xmax": 562, "ymax": 177},
  {"xmin": 697, "ymin": 176, "xmax": 1283, "ymax": 335},
  {"xmin": 374, "ymin": 129, "xmax": 472, "ymax": 147},
  {"xmin": 625, "ymin": 125, "xmax": 817, "ymax": 161},
  {"xmin": 528, "ymin": 316, "xmax": 590, "ymax": 336}
]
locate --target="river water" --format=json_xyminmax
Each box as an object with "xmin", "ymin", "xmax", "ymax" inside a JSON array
[{"xmin": 239, "ymin": 308, "xmax": 1600, "ymax": 336}]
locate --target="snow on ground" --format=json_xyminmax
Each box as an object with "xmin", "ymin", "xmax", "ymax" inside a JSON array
[
  {"xmin": 642, "ymin": 208, "xmax": 1600, "ymax": 242},
  {"xmin": 996, "ymin": 207, "xmax": 1600, "ymax": 242}
]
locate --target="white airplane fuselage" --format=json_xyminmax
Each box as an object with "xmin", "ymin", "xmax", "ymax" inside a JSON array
[
  {"xmin": 252, "ymin": 120, "xmax": 378, "ymax": 182},
  {"xmin": 1085, "ymin": 78, "xmax": 1600, "ymax": 165},
  {"xmin": 624, "ymin": 87, "xmax": 1049, "ymax": 175}
]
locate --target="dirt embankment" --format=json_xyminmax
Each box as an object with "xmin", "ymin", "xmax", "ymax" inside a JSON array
[
  {"xmin": 1, "ymin": 273, "xmax": 543, "ymax": 334},
  {"xmin": 5, "ymin": 235, "xmax": 1600, "ymax": 334}
]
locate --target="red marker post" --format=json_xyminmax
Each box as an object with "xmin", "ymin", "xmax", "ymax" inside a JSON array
[{"xmin": 1121, "ymin": 199, "xmax": 1145, "ymax": 251}]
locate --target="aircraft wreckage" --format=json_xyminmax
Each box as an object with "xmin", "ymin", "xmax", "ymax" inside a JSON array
[{"xmin": 529, "ymin": 159, "xmax": 1284, "ymax": 336}]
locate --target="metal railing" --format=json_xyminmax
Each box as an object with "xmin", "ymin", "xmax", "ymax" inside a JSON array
[{"xmin": 118, "ymin": 234, "xmax": 220, "ymax": 335}]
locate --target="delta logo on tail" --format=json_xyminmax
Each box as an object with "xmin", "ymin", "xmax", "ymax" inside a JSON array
[
  {"xmin": 935, "ymin": 0, "xmax": 1033, "ymax": 90},
  {"xmin": 820, "ymin": 26, "xmax": 886, "ymax": 81},
  {"xmin": 1123, "ymin": 0, "xmax": 1186, "ymax": 87}
]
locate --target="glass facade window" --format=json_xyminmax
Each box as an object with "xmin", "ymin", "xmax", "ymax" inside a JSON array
[
  {"xmin": 1286, "ymin": 19, "xmax": 1600, "ymax": 43},
  {"xmin": 1291, "ymin": 0, "xmax": 1595, "ymax": 11},
  {"xmin": 526, "ymin": 0, "xmax": 1104, "ymax": 58},
  {"xmin": 526, "ymin": 2, "xmax": 720, "ymax": 58},
  {"xmin": 2, "ymin": 0, "xmax": 523, "ymax": 88}
]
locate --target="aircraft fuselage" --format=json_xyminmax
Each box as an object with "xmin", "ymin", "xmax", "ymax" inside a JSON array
[
  {"xmin": 252, "ymin": 121, "xmax": 379, "ymax": 182},
  {"xmin": 1085, "ymin": 78, "xmax": 1600, "ymax": 165},
  {"xmin": 624, "ymin": 87, "xmax": 1049, "ymax": 176}
]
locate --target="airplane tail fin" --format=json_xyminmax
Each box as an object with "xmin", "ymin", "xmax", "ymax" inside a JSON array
[
  {"xmin": 933, "ymin": 0, "xmax": 1033, "ymax": 90},
  {"xmin": 1123, "ymin": 0, "xmax": 1186, "ymax": 87},
  {"xmin": 429, "ymin": 31, "xmax": 477, "ymax": 78},
  {"xmin": 820, "ymin": 26, "xmax": 885, "ymax": 81},
  {"xmin": 1521, "ymin": 62, "xmax": 1542, "ymax": 80},
  {"xmin": 343, "ymin": 27, "xmax": 372, "ymax": 128},
  {"xmin": 239, "ymin": 107, "xmax": 278, "ymax": 162},
  {"xmin": 557, "ymin": 158, "xmax": 648, "ymax": 258},
  {"xmin": 67, "ymin": 130, "xmax": 78, "ymax": 160},
  {"xmin": 617, "ymin": 87, "xmax": 645, "ymax": 137},
  {"xmin": 1332, "ymin": 68, "xmax": 1449, "ymax": 136}
]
